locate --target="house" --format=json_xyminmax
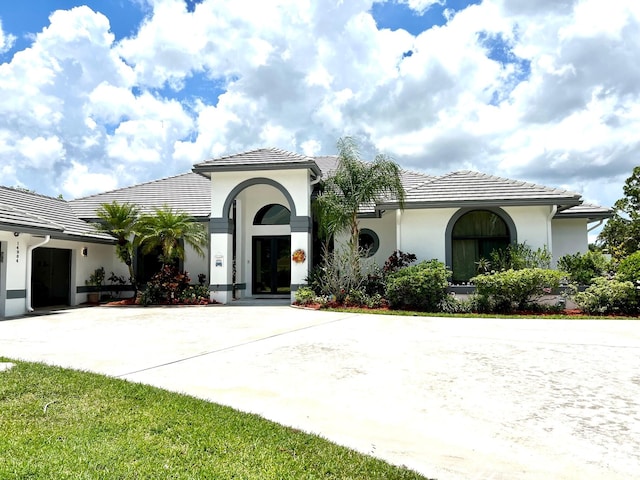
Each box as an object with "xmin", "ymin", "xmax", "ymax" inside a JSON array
[{"xmin": 0, "ymin": 148, "xmax": 612, "ymax": 315}]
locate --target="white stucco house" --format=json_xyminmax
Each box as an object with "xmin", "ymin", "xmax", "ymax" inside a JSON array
[{"xmin": 0, "ymin": 148, "xmax": 611, "ymax": 317}]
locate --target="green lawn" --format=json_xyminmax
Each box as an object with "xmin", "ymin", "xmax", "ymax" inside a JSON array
[{"xmin": 0, "ymin": 359, "xmax": 430, "ymax": 480}]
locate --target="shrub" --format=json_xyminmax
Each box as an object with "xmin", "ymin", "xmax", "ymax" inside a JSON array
[
  {"xmin": 616, "ymin": 251, "xmax": 640, "ymax": 283},
  {"xmin": 490, "ymin": 243, "xmax": 551, "ymax": 271},
  {"xmin": 138, "ymin": 265, "xmax": 191, "ymax": 305},
  {"xmin": 177, "ymin": 285, "xmax": 211, "ymax": 305},
  {"xmin": 574, "ymin": 277, "xmax": 638, "ymax": 315},
  {"xmin": 294, "ymin": 286, "xmax": 317, "ymax": 306},
  {"xmin": 471, "ymin": 268, "xmax": 565, "ymax": 312},
  {"xmin": 558, "ymin": 251, "xmax": 611, "ymax": 285},
  {"xmin": 383, "ymin": 250, "xmax": 417, "ymax": 275},
  {"xmin": 385, "ymin": 260, "xmax": 451, "ymax": 311},
  {"xmin": 306, "ymin": 246, "xmax": 375, "ymax": 303}
]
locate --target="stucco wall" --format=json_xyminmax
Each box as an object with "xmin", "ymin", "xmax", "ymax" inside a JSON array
[
  {"xmin": 551, "ymin": 218, "xmax": 589, "ymax": 266},
  {"xmin": 0, "ymin": 231, "xmax": 119, "ymax": 317}
]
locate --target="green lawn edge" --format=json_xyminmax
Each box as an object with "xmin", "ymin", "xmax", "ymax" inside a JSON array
[
  {"xmin": 0, "ymin": 359, "xmax": 432, "ymax": 480},
  {"xmin": 322, "ymin": 307, "xmax": 639, "ymax": 320}
]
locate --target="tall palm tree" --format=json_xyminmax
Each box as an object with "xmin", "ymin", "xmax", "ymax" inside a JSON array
[
  {"xmin": 314, "ymin": 137, "xmax": 405, "ymax": 254},
  {"xmin": 135, "ymin": 205, "xmax": 207, "ymax": 266},
  {"xmin": 94, "ymin": 201, "xmax": 140, "ymax": 293}
]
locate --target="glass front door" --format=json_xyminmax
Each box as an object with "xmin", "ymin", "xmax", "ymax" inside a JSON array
[{"xmin": 252, "ymin": 236, "xmax": 291, "ymax": 294}]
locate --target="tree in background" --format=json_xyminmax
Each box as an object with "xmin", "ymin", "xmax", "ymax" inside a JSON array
[
  {"xmin": 94, "ymin": 201, "xmax": 140, "ymax": 294},
  {"xmin": 598, "ymin": 166, "xmax": 640, "ymax": 259}
]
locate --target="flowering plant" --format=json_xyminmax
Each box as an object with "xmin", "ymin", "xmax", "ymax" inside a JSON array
[{"xmin": 292, "ymin": 248, "xmax": 306, "ymax": 263}]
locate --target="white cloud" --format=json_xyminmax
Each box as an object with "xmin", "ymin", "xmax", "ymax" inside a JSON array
[
  {"xmin": 0, "ymin": 18, "xmax": 16, "ymax": 54},
  {"xmin": 0, "ymin": 0, "xmax": 638, "ymax": 216},
  {"xmin": 61, "ymin": 161, "xmax": 118, "ymax": 198}
]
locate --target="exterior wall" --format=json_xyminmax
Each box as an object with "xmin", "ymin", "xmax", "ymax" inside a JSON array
[
  {"xmin": 502, "ymin": 205, "xmax": 553, "ymax": 250},
  {"xmin": 551, "ymin": 218, "xmax": 589, "ymax": 266},
  {"xmin": 0, "ymin": 231, "xmax": 118, "ymax": 317},
  {"xmin": 358, "ymin": 211, "xmax": 397, "ymax": 265},
  {"xmin": 336, "ymin": 205, "xmax": 567, "ymax": 273},
  {"xmin": 398, "ymin": 208, "xmax": 458, "ymax": 263}
]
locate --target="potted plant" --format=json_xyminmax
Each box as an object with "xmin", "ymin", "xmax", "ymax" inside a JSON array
[{"xmin": 86, "ymin": 267, "xmax": 105, "ymax": 304}]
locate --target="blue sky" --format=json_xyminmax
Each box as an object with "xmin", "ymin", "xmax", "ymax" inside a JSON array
[{"xmin": 0, "ymin": 0, "xmax": 639, "ymax": 240}]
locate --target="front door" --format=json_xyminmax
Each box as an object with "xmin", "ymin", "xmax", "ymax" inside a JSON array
[{"xmin": 252, "ymin": 236, "xmax": 291, "ymax": 294}]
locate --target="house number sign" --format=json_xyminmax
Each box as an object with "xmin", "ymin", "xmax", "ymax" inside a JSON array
[{"xmin": 16, "ymin": 242, "xmax": 19, "ymax": 263}]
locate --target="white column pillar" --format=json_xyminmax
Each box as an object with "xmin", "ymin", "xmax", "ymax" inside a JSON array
[
  {"xmin": 290, "ymin": 230, "xmax": 311, "ymax": 303},
  {"xmin": 209, "ymin": 231, "xmax": 234, "ymax": 304}
]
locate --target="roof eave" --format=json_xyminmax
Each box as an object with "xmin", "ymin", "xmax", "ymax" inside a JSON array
[
  {"xmin": 376, "ymin": 198, "xmax": 583, "ymax": 209},
  {"xmin": 192, "ymin": 161, "xmax": 322, "ymax": 178}
]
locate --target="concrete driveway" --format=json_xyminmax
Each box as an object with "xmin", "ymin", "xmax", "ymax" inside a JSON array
[{"xmin": 1, "ymin": 305, "xmax": 639, "ymax": 479}]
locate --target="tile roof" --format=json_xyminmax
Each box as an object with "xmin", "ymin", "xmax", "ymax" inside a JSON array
[
  {"xmin": 193, "ymin": 148, "xmax": 322, "ymax": 178},
  {"xmin": 0, "ymin": 187, "xmax": 113, "ymax": 241},
  {"xmin": 69, "ymin": 172, "xmax": 211, "ymax": 219},
  {"xmin": 395, "ymin": 170, "xmax": 583, "ymax": 208},
  {"xmin": 555, "ymin": 203, "xmax": 613, "ymax": 219}
]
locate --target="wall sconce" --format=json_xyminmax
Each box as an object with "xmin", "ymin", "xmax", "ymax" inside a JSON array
[
  {"xmin": 13, "ymin": 232, "xmax": 20, "ymax": 237},
  {"xmin": 81, "ymin": 247, "xmax": 88, "ymax": 257}
]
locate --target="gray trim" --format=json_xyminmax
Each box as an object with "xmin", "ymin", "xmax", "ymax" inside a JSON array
[
  {"xmin": 0, "ymin": 225, "xmax": 115, "ymax": 244},
  {"xmin": 194, "ymin": 161, "xmax": 321, "ymax": 178},
  {"xmin": 290, "ymin": 284, "xmax": 307, "ymax": 292},
  {"xmin": 210, "ymin": 283, "xmax": 234, "ymax": 291},
  {"xmin": 7, "ymin": 289, "xmax": 26, "ymax": 299},
  {"xmin": 378, "ymin": 199, "xmax": 581, "ymax": 209},
  {"xmin": 77, "ymin": 285, "xmax": 134, "ymax": 293},
  {"xmin": 554, "ymin": 212, "xmax": 613, "ymax": 220},
  {"xmin": 209, "ymin": 218, "xmax": 234, "ymax": 234},
  {"xmin": 222, "ymin": 178, "xmax": 298, "ymax": 219},
  {"xmin": 444, "ymin": 207, "xmax": 517, "ymax": 269},
  {"xmin": 290, "ymin": 216, "xmax": 312, "ymax": 233}
]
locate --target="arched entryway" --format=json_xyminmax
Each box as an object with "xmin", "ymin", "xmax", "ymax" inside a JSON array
[{"xmin": 446, "ymin": 208, "xmax": 516, "ymax": 282}]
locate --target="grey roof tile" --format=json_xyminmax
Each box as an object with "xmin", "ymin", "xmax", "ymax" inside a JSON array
[
  {"xmin": 194, "ymin": 148, "xmax": 322, "ymax": 177},
  {"xmin": 69, "ymin": 172, "xmax": 211, "ymax": 219},
  {"xmin": 0, "ymin": 187, "xmax": 112, "ymax": 241},
  {"xmin": 397, "ymin": 170, "xmax": 583, "ymax": 207},
  {"xmin": 555, "ymin": 203, "xmax": 613, "ymax": 219}
]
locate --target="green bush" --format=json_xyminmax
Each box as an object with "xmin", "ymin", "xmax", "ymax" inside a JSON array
[
  {"xmin": 558, "ymin": 251, "xmax": 610, "ymax": 285},
  {"xmin": 616, "ymin": 251, "xmax": 640, "ymax": 283},
  {"xmin": 574, "ymin": 277, "xmax": 638, "ymax": 315},
  {"xmin": 490, "ymin": 243, "xmax": 551, "ymax": 271},
  {"xmin": 471, "ymin": 268, "xmax": 565, "ymax": 312},
  {"xmin": 385, "ymin": 260, "xmax": 451, "ymax": 311},
  {"xmin": 294, "ymin": 286, "xmax": 317, "ymax": 305}
]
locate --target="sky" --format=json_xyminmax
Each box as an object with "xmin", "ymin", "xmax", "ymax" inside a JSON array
[{"xmin": 0, "ymin": 0, "xmax": 638, "ymax": 232}]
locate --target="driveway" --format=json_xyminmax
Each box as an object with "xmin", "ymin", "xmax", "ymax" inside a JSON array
[{"xmin": 1, "ymin": 305, "xmax": 639, "ymax": 479}]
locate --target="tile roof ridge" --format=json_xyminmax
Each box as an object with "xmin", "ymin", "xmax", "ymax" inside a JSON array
[
  {"xmin": 206, "ymin": 147, "xmax": 313, "ymax": 162},
  {"xmin": 0, "ymin": 185, "xmax": 68, "ymax": 203},
  {"xmin": 70, "ymin": 172, "xmax": 196, "ymax": 201}
]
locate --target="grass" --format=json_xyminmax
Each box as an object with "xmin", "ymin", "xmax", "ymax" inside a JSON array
[
  {"xmin": 324, "ymin": 306, "xmax": 639, "ymax": 320},
  {"xmin": 0, "ymin": 359, "xmax": 430, "ymax": 480}
]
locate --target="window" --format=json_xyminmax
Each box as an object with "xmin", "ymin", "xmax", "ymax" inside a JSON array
[
  {"xmin": 358, "ymin": 228, "xmax": 379, "ymax": 257},
  {"xmin": 451, "ymin": 210, "xmax": 511, "ymax": 282},
  {"xmin": 253, "ymin": 204, "xmax": 291, "ymax": 225}
]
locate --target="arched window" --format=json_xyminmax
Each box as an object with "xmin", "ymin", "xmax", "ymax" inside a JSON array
[
  {"xmin": 451, "ymin": 210, "xmax": 511, "ymax": 282},
  {"xmin": 253, "ymin": 204, "xmax": 291, "ymax": 225}
]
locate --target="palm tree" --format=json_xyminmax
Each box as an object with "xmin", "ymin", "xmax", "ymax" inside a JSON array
[
  {"xmin": 94, "ymin": 201, "xmax": 140, "ymax": 294},
  {"xmin": 314, "ymin": 137, "xmax": 405, "ymax": 254},
  {"xmin": 135, "ymin": 205, "xmax": 207, "ymax": 267}
]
